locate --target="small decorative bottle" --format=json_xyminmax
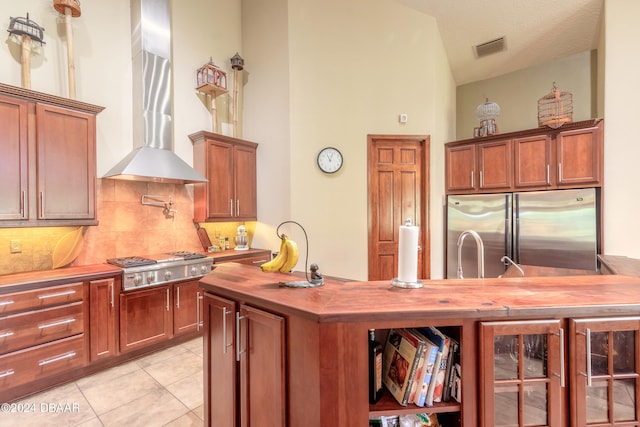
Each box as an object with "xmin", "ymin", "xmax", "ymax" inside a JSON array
[
  {"xmin": 224, "ymin": 237, "xmax": 230, "ymax": 250},
  {"xmin": 368, "ymin": 329, "xmax": 383, "ymax": 404}
]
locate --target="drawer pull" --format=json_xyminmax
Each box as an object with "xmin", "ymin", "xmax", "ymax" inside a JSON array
[
  {"xmin": 38, "ymin": 290, "xmax": 76, "ymax": 300},
  {"xmin": 38, "ymin": 318, "xmax": 76, "ymax": 330},
  {"xmin": 0, "ymin": 300, "xmax": 15, "ymax": 307},
  {"xmin": 38, "ymin": 351, "xmax": 77, "ymax": 366},
  {"xmin": 0, "ymin": 331, "xmax": 15, "ymax": 339},
  {"xmin": 0, "ymin": 369, "xmax": 15, "ymax": 378}
]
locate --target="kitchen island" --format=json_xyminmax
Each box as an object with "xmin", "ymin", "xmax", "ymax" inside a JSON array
[{"xmin": 199, "ymin": 262, "xmax": 640, "ymax": 427}]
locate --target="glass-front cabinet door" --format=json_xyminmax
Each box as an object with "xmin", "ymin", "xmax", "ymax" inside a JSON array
[
  {"xmin": 570, "ymin": 317, "xmax": 640, "ymax": 426},
  {"xmin": 480, "ymin": 320, "xmax": 564, "ymax": 427}
]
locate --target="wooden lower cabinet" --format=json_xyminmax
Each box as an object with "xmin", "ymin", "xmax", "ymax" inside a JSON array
[
  {"xmin": 203, "ymin": 292, "xmax": 286, "ymax": 427},
  {"xmin": 480, "ymin": 316, "xmax": 640, "ymax": 427},
  {"xmin": 89, "ymin": 277, "xmax": 118, "ymax": 361},
  {"xmin": 120, "ymin": 285, "xmax": 173, "ymax": 352},
  {"xmin": 173, "ymin": 280, "xmax": 204, "ymax": 335}
]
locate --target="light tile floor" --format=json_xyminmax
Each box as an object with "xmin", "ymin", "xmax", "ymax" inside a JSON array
[{"xmin": 0, "ymin": 337, "xmax": 204, "ymax": 427}]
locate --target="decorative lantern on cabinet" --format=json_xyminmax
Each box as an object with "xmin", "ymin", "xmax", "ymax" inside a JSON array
[
  {"xmin": 538, "ymin": 83, "xmax": 573, "ymax": 128},
  {"xmin": 7, "ymin": 13, "xmax": 46, "ymax": 89},
  {"xmin": 474, "ymin": 98, "xmax": 500, "ymax": 137},
  {"xmin": 196, "ymin": 58, "xmax": 228, "ymax": 133}
]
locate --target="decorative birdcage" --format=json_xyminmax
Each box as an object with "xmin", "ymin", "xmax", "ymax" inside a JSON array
[
  {"xmin": 53, "ymin": 0, "xmax": 81, "ymax": 17},
  {"xmin": 474, "ymin": 98, "xmax": 500, "ymax": 137},
  {"xmin": 7, "ymin": 13, "xmax": 45, "ymax": 44},
  {"xmin": 196, "ymin": 58, "xmax": 228, "ymax": 97},
  {"xmin": 538, "ymin": 83, "xmax": 573, "ymax": 128}
]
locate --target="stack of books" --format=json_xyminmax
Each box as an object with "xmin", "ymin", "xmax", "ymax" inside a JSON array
[{"xmin": 381, "ymin": 327, "xmax": 460, "ymax": 407}]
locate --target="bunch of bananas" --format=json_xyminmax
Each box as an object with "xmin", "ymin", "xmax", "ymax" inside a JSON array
[{"xmin": 260, "ymin": 234, "xmax": 300, "ymax": 273}]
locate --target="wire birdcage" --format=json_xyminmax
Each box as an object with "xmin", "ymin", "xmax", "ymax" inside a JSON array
[
  {"xmin": 7, "ymin": 13, "xmax": 45, "ymax": 44},
  {"xmin": 538, "ymin": 83, "xmax": 573, "ymax": 128}
]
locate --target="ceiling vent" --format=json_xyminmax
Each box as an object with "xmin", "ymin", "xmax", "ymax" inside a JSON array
[{"xmin": 474, "ymin": 36, "xmax": 506, "ymax": 58}]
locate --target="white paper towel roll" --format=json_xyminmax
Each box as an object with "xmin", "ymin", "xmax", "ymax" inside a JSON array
[{"xmin": 397, "ymin": 223, "xmax": 419, "ymax": 283}]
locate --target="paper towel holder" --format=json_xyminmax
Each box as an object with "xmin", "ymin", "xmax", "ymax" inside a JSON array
[{"xmin": 391, "ymin": 218, "xmax": 423, "ymax": 289}]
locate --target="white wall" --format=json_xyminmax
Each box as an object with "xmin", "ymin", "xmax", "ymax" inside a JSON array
[{"xmin": 602, "ymin": 0, "xmax": 640, "ymax": 258}]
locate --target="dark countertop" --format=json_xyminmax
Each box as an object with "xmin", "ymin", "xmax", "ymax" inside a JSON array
[
  {"xmin": 599, "ymin": 255, "xmax": 640, "ymax": 277},
  {"xmin": 199, "ymin": 263, "xmax": 640, "ymax": 324},
  {"xmin": 0, "ymin": 264, "xmax": 122, "ymax": 293}
]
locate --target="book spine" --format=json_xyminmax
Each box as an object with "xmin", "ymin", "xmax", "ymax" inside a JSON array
[
  {"xmin": 425, "ymin": 350, "xmax": 443, "ymax": 407},
  {"xmin": 399, "ymin": 336, "xmax": 425, "ymax": 405},
  {"xmin": 442, "ymin": 339, "xmax": 459, "ymax": 402},
  {"xmin": 415, "ymin": 344, "xmax": 438, "ymax": 407},
  {"xmin": 433, "ymin": 337, "xmax": 450, "ymax": 403}
]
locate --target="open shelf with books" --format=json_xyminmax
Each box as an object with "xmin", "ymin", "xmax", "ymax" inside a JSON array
[{"xmin": 368, "ymin": 325, "xmax": 463, "ymax": 425}]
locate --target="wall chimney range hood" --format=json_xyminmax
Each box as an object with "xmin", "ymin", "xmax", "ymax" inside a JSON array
[{"xmin": 103, "ymin": 0, "xmax": 206, "ymax": 184}]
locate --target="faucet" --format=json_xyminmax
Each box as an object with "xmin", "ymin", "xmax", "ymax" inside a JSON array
[
  {"xmin": 456, "ymin": 230, "xmax": 485, "ymax": 279},
  {"xmin": 500, "ymin": 255, "xmax": 525, "ymax": 277}
]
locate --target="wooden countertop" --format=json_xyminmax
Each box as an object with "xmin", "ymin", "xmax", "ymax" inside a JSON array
[
  {"xmin": 0, "ymin": 264, "xmax": 122, "ymax": 293},
  {"xmin": 206, "ymin": 247, "xmax": 270, "ymax": 263},
  {"xmin": 199, "ymin": 263, "xmax": 640, "ymax": 323}
]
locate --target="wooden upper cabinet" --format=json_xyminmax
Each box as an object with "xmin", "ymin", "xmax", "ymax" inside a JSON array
[
  {"xmin": 478, "ymin": 139, "xmax": 512, "ymax": 191},
  {"xmin": 446, "ymin": 144, "xmax": 476, "ymax": 192},
  {"xmin": 36, "ymin": 103, "xmax": 96, "ymax": 220},
  {"xmin": 0, "ymin": 95, "xmax": 28, "ymax": 220},
  {"xmin": 446, "ymin": 119, "xmax": 603, "ymax": 194},
  {"xmin": 0, "ymin": 84, "xmax": 103, "ymax": 227},
  {"xmin": 556, "ymin": 124, "xmax": 602, "ymax": 186},
  {"xmin": 189, "ymin": 131, "xmax": 258, "ymax": 222},
  {"xmin": 514, "ymin": 134, "xmax": 553, "ymax": 188}
]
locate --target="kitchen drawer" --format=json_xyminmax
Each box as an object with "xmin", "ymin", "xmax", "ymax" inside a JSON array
[
  {"xmin": 0, "ymin": 334, "xmax": 87, "ymax": 391},
  {"xmin": 0, "ymin": 302, "xmax": 84, "ymax": 354},
  {"xmin": 0, "ymin": 282, "xmax": 84, "ymax": 315}
]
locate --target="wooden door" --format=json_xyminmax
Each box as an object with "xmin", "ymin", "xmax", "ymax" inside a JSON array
[
  {"xmin": 173, "ymin": 280, "xmax": 203, "ymax": 335},
  {"xmin": 239, "ymin": 304, "xmax": 286, "ymax": 427},
  {"xmin": 203, "ymin": 293, "xmax": 237, "ymax": 427},
  {"xmin": 367, "ymin": 135, "xmax": 430, "ymax": 281},
  {"xmin": 89, "ymin": 277, "xmax": 118, "ymax": 361},
  {"xmin": 478, "ymin": 139, "xmax": 512, "ymax": 191},
  {"xmin": 570, "ymin": 316, "xmax": 640, "ymax": 426},
  {"xmin": 514, "ymin": 135, "xmax": 553, "ymax": 188},
  {"xmin": 36, "ymin": 103, "xmax": 96, "ymax": 220},
  {"xmin": 0, "ymin": 95, "xmax": 28, "ymax": 220},
  {"xmin": 479, "ymin": 319, "xmax": 564, "ymax": 427},
  {"xmin": 556, "ymin": 124, "xmax": 602, "ymax": 186},
  {"xmin": 234, "ymin": 144, "xmax": 257, "ymax": 220},
  {"xmin": 446, "ymin": 144, "xmax": 476, "ymax": 192},
  {"xmin": 119, "ymin": 286, "xmax": 172, "ymax": 352}
]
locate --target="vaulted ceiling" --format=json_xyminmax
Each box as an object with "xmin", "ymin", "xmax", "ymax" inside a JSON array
[{"xmin": 398, "ymin": 0, "xmax": 604, "ymax": 85}]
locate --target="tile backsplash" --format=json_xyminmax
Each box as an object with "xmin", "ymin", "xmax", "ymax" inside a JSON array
[{"xmin": 0, "ymin": 179, "xmax": 252, "ymax": 276}]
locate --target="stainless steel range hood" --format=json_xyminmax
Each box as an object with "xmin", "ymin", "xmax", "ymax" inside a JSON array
[{"xmin": 103, "ymin": 0, "xmax": 206, "ymax": 184}]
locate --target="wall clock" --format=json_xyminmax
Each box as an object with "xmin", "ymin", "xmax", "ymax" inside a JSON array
[{"xmin": 316, "ymin": 147, "xmax": 343, "ymax": 174}]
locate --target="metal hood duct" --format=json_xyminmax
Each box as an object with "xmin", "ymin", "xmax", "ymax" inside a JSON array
[{"xmin": 103, "ymin": 0, "xmax": 206, "ymax": 184}]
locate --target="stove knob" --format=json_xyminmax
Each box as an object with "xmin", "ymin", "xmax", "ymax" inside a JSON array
[
  {"xmin": 200, "ymin": 265, "xmax": 210, "ymax": 274},
  {"xmin": 190, "ymin": 266, "xmax": 198, "ymax": 276},
  {"xmin": 164, "ymin": 271, "xmax": 172, "ymax": 281},
  {"xmin": 133, "ymin": 274, "xmax": 142, "ymax": 285},
  {"xmin": 146, "ymin": 273, "xmax": 154, "ymax": 284}
]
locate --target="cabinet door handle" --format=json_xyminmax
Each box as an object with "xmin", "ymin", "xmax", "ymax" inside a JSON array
[
  {"xmin": 236, "ymin": 200, "xmax": 240, "ymax": 217},
  {"xmin": 230, "ymin": 199, "xmax": 234, "ymax": 217},
  {"xmin": 558, "ymin": 164, "xmax": 563, "ymax": 182},
  {"xmin": 471, "ymin": 171, "xmax": 474, "ymax": 188},
  {"xmin": 0, "ymin": 331, "xmax": 14, "ymax": 339},
  {"xmin": 176, "ymin": 287, "xmax": 180, "ymax": 309},
  {"xmin": 546, "ymin": 164, "xmax": 550, "ymax": 185},
  {"xmin": 21, "ymin": 191, "xmax": 26, "ymax": 218},
  {"xmin": 196, "ymin": 292, "xmax": 203, "ymax": 331},
  {"xmin": 39, "ymin": 351, "xmax": 76, "ymax": 366},
  {"xmin": 222, "ymin": 306, "xmax": 234, "ymax": 352},
  {"xmin": 558, "ymin": 328, "xmax": 565, "ymax": 387},
  {"xmin": 236, "ymin": 312, "xmax": 246, "ymax": 362},
  {"xmin": 110, "ymin": 282, "xmax": 114, "ymax": 308},
  {"xmin": 0, "ymin": 369, "xmax": 15, "ymax": 379},
  {"xmin": 0, "ymin": 300, "xmax": 14, "ymax": 307},
  {"xmin": 38, "ymin": 318, "xmax": 76, "ymax": 329},
  {"xmin": 38, "ymin": 290, "xmax": 76, "ymax": 300},
  {"xmin": 40, "ymin": 192, "xmax": 45, "ymax": 218},
  {"xmin": 585, "ymin": 327, "xmax": 592, "ymax": 386},
  {"xmin": 166, "ymin": 288, "xmax": 170, "ymax": 311},
  {"xmin": 479, "ymin": 170, "xmax": 484, "ymax": 188}
]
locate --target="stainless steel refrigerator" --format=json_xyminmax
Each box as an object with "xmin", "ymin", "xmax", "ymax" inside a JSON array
[{"xmin": 446, "ymin": 188, "xmax": 599, "ymax": 279}]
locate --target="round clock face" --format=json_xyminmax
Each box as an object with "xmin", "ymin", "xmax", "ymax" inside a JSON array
[{"xmin": 317, "ymin": 147, "xmax": 343, "ymax": 174}]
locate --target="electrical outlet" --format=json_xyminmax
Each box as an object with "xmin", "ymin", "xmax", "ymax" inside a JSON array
[{"xmin": 10, "ymin": 240, "xmax": 22, "ymax": 253}]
